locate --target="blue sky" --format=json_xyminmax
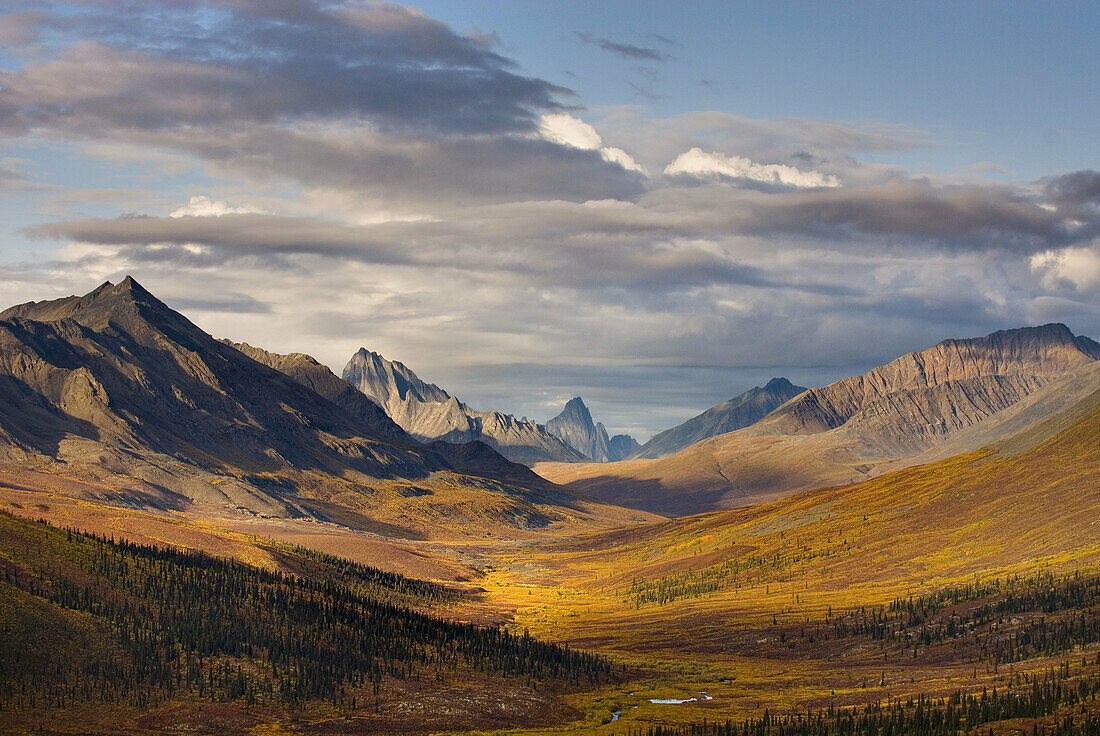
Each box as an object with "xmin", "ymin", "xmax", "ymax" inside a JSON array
[
  {"xmin": 1, "ymin": 1, "xmax": 1098, "ymax": 439},
  {"xmin": 415, "ymin": 0, "xmax": 1100, "ymax": 178}
]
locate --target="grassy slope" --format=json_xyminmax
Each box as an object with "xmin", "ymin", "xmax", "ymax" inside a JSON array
[{"xmin": 467, "ymin": 387, "xmax": 1100, "ymax": 733}]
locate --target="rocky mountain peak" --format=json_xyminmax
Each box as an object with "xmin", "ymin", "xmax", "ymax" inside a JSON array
[
  {"xmin": 764, "ymin": 377, "xmax": 797, "ymax": 392},
  {"xmin": 342, "ymin": 349, "xmax": 587, "ymax": 464},
  {"xmin": 546, "ymin": 397, "xmax": 637, "ymax": 462}
]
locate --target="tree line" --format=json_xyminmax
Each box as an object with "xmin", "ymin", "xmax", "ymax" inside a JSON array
[{"xmin": 0, "ymin": 512, "xmax": 612, "ymax": 713}]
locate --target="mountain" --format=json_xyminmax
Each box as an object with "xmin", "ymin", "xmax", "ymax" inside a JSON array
[
  {"xmin": 544, "ymin": 396, "xmax": 638, "ymax": 462},
  {"xmin": 520, "ymin": 356, "xmax": 1100, "ymax": 655},
  {"xmin": 0, "ymin": 277, "xmax": 636, "ymax": 538},
  {"xmin": 342, "ymin": 348, "xmax": 587, "ymax": 464},
  {"xmin": 228, "ymin": 341, "xmax": 411, "ymax": 443},
  {"xmin": 535, "ymin": 324, "xmax": 1100, "ymax": 515},
  {"xmin": 749, "ymin": 323, "xmax": 1100, "ymax": 448},
  {"xmin": 608, "ymin": 432, "xmax": 642, "ymax": 461},
  {"xmin": 634, "ymin": 377, "xmax": 807, "ymax": 459}
]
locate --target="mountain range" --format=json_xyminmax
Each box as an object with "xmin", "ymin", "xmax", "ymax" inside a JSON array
[
  {"xmin": 535, "ymin": 323, "xmax": 1100, "ymax": 515},
  {"xmin": 342, "ymin": 348, "xmax": 637, "ymax": 463},
  {"xmin": 3, "ymin": 277, "xmax": 1100, "ymax": 736},
  {"xmin": 0, "ymin": 277, "xmax": 640, "ymax": 538},
  {"xmin": 545, "ymin": 396, "xmax": 640, "ymax": 462}
]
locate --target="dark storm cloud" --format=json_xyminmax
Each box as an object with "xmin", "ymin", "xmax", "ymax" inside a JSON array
[
  {"xmin": 168, "ymin": 292, "xmax": 272, "ymax": 314},
  {"xmin": 639, "ymin": 178, "xmax": 1089, "ymax": 253},
  {"xmin": 0, "ymin": 1, "xmax": 653, "ymax": 203},
  {"xmin": 737, "ymin": 180, "xmax": 1086, "ymax": 251},
  {"xmin": 27, "ymin": 207, "xmax": 853, "ymax": 296},
  {"xmin": 141, "ymin": 126, "xmax": 646, "ymax": 203},
  {"xmin": 574, "ymin": 32, "xmax": 670, "ymax": 61},
  {"xmin": 1043, "ymin": 170, "xmax": 1100, "ymax": 208},
  {"xmin": 0, "ymin": 1, "xmax": 567, "ymax": 136}
]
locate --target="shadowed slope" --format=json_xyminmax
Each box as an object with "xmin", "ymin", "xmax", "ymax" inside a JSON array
[
  {"xmin": 0, "ymin": 278, "xmax": 646, "ymax": 538},
  {"xmin": 634, "ymin": 377, "xmax": 807, "ymax": 459}
]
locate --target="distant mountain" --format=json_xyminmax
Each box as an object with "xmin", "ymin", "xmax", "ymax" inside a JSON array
[
  {"xmin": 634, "ymin": 377, "xmax": 807, "ymax": 459},
  {"xmin": 342, "ymin": 349, "xmax": 586, "ymax": 464},
  {"xmin": 536, "ymin": 324, "xmax": 1100, "ymax": 515},
  {"xmin": 545, "ymin": 397, "xmax": 638, "ymax": 462},
  {"xmin": 608, "ymin": 433, "xmax": 642, "ymax": 462},
  {"xmin": 0, "ymin": 278, "xmax": 628, "ymax": 537}
]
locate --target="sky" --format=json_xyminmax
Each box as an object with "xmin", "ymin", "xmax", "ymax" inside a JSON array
[{"xmin": 1, "ymin": 1, "xmax": 1099, "ymax": 441}]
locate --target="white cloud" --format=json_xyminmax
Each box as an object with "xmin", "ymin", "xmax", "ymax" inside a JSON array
[
  {"xmin": 539, "ymin": 113, "xmax": 603, "ymax": 150},
  {"xmin": 599, "ymin": 146, "xmax": 646, "ymax": 174},
  {"xmin": 1030, "ymin": 244, "xmax": 1100, "ymax": 291},
  {"xmin": 170, "ymin": 195, "xmax": 264, "ymax": 218},
  {"xmin": 664, "ymin": 147, "xmax": 840, "ymax": 188},
  {"xmin": 538, "ymin": 113, "xmax": 646, "ymax": 174}
]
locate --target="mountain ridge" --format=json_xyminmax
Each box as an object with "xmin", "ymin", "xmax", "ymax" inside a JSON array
[
  {"xmin": 633, "ymin": 377, "xmax": 808, "ymax": 459},
  {"xmin": 535, "ymin": 323, "xmax": 1100, "ymax": 515},
  {"xmin": 0, "ymin": 277, "xmax": 639, "ymax": 538},
  {"xmin": 343, "ymin": 348, "xmax": 589, "ymax": 464}
]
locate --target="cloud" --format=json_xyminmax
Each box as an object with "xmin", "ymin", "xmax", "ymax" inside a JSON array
[
  {"xmin": 538, "ymin": 113, "xmax": 604, "ymax": 150},
  {"xmin": 1030, "ymin": 244, "xmax": 1100, "ymax": 291},
  {"xmin": 574, "ymin": 32, "xmax": 670, "ymax": 61},
  {"xmin": 538, "ymin": 113, "xmax": 646, "ymax": 174},
  {"xmin": 0, "ymin": 158, "xmax": 46, "ymax": 192},
  {"xmin": 170, "ymin": 195, "xmax": 264, "ymax": 218},
  {"xmin": 0, "ymin": 4, "xmax": 567, "ymax": 137},
  {"xmin": 665, "ymin": 147, "xmax": 841, "ymax": 188},
  {"xmin": 1043, "ymin": 170, "xmax": 1100, "ymax": 208}
]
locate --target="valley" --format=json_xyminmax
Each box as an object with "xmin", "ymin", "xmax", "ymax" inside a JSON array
[{"xmin": 1, "ymin": 279, "xmax": 1099, "ymax": 736}]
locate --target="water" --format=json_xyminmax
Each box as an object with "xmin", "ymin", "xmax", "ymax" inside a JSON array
[{"xmin": 648, "ymin": 692, "xmax": 712, "ymax": 704}]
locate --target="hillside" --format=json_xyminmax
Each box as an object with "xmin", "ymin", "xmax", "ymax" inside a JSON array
[
  {"xmin": 535, "ymin": 324, "xmax": 1100, "ymax": 515},
  {"xmin": 463, "ymin": 372, "xmax": 1100, "ymax": 733},
  {"xmin": 0, "ymin": 278, "xmax": 642, "ymax": 540},
  {"xmin": 0, "ymin": 511, "xmax": 612, "ymax": 734}
]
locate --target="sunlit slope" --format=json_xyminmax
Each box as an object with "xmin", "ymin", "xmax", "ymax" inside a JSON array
[
  {"xmin": 536, "ymin": 328, "xmax": 1100, "ymax": 515},
  {"xmin": 509, "ymin": 379, "xmax": 1100, "ymax": 658}
]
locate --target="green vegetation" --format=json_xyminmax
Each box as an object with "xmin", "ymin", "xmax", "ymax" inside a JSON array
[
  {"xmin": 0, "ymin": 512, "xmax": 611, "ymax": 714},
  {"xmin": 822, "ymin": 571, "xmax": 1100, "ymax": 663},
  {"xmin": 626, "ymin": 665, "xmax": 1100, "ymax": 736}
]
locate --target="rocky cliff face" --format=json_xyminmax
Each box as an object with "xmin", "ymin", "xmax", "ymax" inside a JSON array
[
  {"xmin": 0, "ymin": 278, "xmax": 569, "ymax": 524},
  {"xmin": 754, "ymin": 324, "xmax": 1100, "ymax": 453},
  {"xmin": 342, "ymin": 349, "xmax": 586, "ymax": 464},
  {"xmin": 545, "ymin": 397, "xmax": 639, "ymax": 462},
  {"xmin": 634, "ymin": 377, "xmax": 807, "ymax": 459}
]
